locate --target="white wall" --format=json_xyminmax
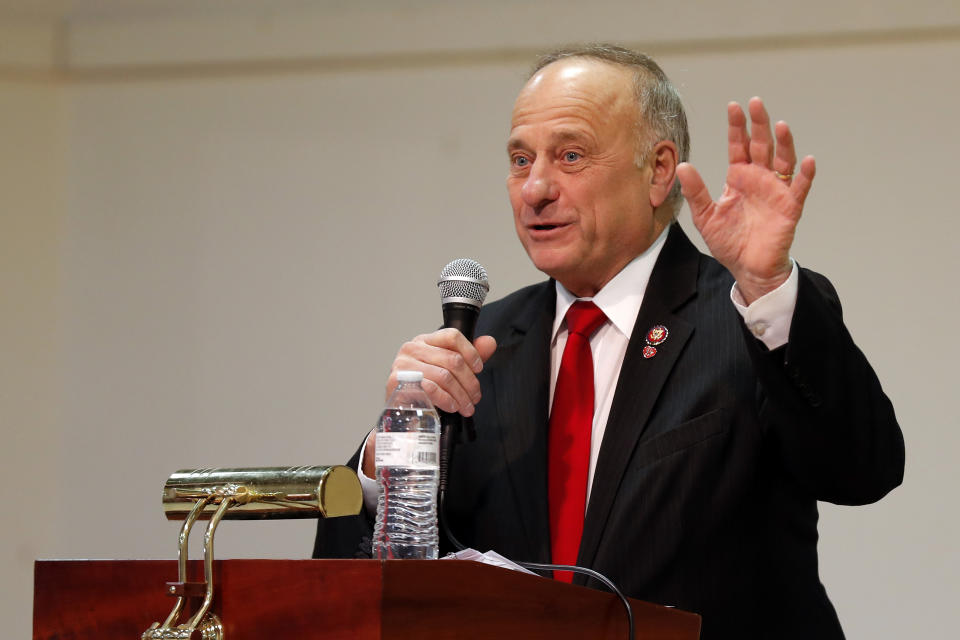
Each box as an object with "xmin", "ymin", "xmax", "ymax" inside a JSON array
[{"xmin": 2, "ymin": 2, "xmax": 958, "ymax": 637}]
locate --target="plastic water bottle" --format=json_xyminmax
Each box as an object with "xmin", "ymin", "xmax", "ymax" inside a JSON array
[{"xmin": 373, "ymin": 370, "xmax": 441, "ymax": 559}]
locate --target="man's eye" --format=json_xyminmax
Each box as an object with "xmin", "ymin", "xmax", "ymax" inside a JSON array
[
  {"xmin": 563, "ymin": 151, "xmax": 581, "ymax": 162},
  {"xmin": 513, "ymin": 156, "xmax": 530, "ymax": 167}
]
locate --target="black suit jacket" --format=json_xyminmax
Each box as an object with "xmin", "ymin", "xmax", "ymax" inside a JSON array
[{"xmin": 314, "ymin": 224, "xmax": 904, "ymax": 639}]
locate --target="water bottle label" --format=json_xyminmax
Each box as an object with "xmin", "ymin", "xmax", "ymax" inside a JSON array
[{"xmin": 375, "ymin": 432, "xmax": 440, "ymax": 469}]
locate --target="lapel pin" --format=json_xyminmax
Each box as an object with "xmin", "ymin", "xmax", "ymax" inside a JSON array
[
  {"xmin": 645, "ymin": 324, "xmax": 669, "ymax": 346},
  {"xmin": 643, "ymin": 346, "xmax": 658, "ymax": 359}
]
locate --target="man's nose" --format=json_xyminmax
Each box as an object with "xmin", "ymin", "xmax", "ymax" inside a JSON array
[{"xmin": 520, "ymin": 162, "xmax": 559, "ymax": 208}]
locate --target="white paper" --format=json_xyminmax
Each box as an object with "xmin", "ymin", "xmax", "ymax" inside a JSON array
[{"xmin": 443, "ymin": 548, "xmax": 537, "ymax": 575}]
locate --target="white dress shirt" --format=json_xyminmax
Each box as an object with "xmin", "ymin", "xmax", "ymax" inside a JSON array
[{"xmin": 359, "ymin": 227, "xmax": 800, "ymax": 513}]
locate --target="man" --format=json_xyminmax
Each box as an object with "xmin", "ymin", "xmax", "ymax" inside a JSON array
[{"xmin": 314, "ymin": 44, "xmax": 904, "ymax": 639}]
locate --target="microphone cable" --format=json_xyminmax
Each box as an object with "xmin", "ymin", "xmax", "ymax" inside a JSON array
[
  {"xmin": 438, "ymin": 443, "xmax": 635, "ymax": 640},
  {"xmin": 511, "ymin": 561, "xmax": 635, "ymax": 640}
]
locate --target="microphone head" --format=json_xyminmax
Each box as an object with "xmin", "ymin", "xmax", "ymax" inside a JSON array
[{"xmin": 438, "ymin": 258, "xmax": 490, "ymax": 308}]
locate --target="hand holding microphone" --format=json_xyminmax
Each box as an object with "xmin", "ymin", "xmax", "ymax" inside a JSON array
[
  {"xmin": 386, "ymin": 259, "xmax": 496, "ymax": 418},
  {"xmin": 366, "ymin": 264, "xmax": 495, "ymax": 480},
  {"xmin": 436, "ymin": 259, "xmax": 490, "ymax": 443}
]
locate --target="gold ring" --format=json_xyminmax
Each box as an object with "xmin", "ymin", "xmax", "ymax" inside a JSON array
[{"xmin": 775, "ymin": 170, "xmax": 794, "ymax": 181}]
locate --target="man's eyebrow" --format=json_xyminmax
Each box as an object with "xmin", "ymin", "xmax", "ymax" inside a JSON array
[{"xmin": 506, "ymin": 137, "xmax": 525, "ymax": 153}]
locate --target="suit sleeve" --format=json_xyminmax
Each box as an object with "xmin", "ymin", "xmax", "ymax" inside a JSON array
[{"xmin": 742, "ymin": 268, "xmax": 905, "ymax": 505}]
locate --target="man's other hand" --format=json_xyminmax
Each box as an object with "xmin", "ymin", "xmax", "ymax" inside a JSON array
[{"xmin": 677, "ymin": 96, "xmax": 816, "ymax": 305}]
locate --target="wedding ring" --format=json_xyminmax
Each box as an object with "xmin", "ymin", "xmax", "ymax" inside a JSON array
[{"xmin": 775, "ymin": 170, "xmax": 794, "ymax": 181}]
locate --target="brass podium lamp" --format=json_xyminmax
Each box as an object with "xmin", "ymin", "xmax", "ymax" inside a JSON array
[{"xmin": 143, "ymin": 465, "xmax": 362, "ymax": 640}]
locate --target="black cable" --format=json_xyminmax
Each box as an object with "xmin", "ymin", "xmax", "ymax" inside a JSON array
[
  {"xmin": 438, "ymin": 453, "xmax": 634, "ymax": 640},
  {"xmin": 438, "ymin": 419, "xmax": 466, "ymax": 551},
  {"xmin": 439, "ymin": 488, "xmax": 468, "ymax": 553},
  {"xmin": 513, "ymin": 561, "xmax": 635, "ymax": 640}
]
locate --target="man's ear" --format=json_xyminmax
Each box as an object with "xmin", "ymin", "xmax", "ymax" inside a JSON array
[{"xmin": 647, "ymin": 140, "xmax": 679, "ymax": 208}]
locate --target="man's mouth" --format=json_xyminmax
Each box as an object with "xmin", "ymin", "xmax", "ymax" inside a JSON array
[{"xmin": 530, "ymin": 222, "xmax": 567, "ymax": 231}]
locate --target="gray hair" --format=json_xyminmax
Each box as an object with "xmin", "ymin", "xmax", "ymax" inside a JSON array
[{"xmin": 532, "ymin": 44, "xmax": 690, "ymax": 215}]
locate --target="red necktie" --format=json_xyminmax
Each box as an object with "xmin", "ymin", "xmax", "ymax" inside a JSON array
[{"xmin": 548, "ymin": 300, "xmax": 607, "ymax": 582}]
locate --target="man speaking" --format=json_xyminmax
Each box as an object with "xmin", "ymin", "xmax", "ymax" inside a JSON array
[{"xmin": 314, "ymin": 44, "xmax": 904, "ymax": 639}]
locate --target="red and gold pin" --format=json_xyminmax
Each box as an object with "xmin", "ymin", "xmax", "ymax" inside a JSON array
[
  {"xmin": 645, "ymin": 325, "xmax": 669, "ymax": 346},
  {"xmin": 642, "ymin": 346, "xmax": 658, "ymax": 359}
]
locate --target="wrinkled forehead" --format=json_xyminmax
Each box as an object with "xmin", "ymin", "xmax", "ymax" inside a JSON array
[{"xmin": 512, "ymin": 58, "xmax": 636, "ymax": 124}]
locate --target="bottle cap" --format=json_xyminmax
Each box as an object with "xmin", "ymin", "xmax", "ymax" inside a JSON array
[{"xmin": 396, "ymin": 370, "xmax": 424, "ymax": 383}]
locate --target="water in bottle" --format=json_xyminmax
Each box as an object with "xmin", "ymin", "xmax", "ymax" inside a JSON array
[{"xmin": 373, "ymin": 370, "xmax": 441, "ymax": 559}]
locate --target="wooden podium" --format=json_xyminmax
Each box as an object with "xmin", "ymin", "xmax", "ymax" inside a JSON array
[{"xmin": 34, "ymin": 558, "xmax": 701, "ymax": 639}]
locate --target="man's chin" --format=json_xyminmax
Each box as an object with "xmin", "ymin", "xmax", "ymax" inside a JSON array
[
  {"xmin": 525, "ymin": 251, "xmax": 574, "ymax": 280},
  {"xmin": 532, "ymin": 261, "xmax": 586, "ymax": 293}
]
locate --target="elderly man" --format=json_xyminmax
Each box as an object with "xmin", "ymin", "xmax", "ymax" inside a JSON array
[{"xmin": 314, "ymin": 44, "xmax": 904, "ymax": 639}]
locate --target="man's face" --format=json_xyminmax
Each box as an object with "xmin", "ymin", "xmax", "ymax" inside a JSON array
[{"xmin": 507, "ymin": 59, "xmax": 665, "ymax": 297}]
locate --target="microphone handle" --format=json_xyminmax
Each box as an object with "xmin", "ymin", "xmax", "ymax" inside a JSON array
[
  {"xmin": 438, "ymin": 302, "xmax": 480, "ymax": 497},
  {"xmin": 441, "ymin": 301, "xmax": 479, "ymax": 442},
  {"xmin": 441, "ymin": 302, "xmax": 479, "ymax": 341}
]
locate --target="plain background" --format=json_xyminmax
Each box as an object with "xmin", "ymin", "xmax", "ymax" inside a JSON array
[{"xmin": 2, "ymin": 1, "xmax": 957, "ymax": 637}]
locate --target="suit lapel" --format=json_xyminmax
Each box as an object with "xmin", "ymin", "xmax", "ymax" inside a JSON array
[
  {"xmin": 489, "ymin": 283, "xmax": 555, "ymax": 562},
  {"xmin": 578, "ymin": 224, "xmax": 700, "ymax": 571}
]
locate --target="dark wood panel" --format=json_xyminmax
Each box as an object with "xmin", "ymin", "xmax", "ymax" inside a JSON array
[
  {"xmin": 33, "ymin": 559, "xmax": 381, "ymax": 640},
  {"xmin": 383, "ymin": 560, "xmax": 701, "ymax": 640},
  {"xmin": 34, "ymin": 559, "xmax": 699, "ymax": 639}
]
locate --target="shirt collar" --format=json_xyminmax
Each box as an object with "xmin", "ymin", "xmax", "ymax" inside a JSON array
[{"xmin": 552, "ymin": 226, "xmax": 670, "ymax": 344}]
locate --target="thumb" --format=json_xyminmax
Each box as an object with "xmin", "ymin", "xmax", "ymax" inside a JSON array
[
  {"xmin": 474, "ymin": 335, "xmax": 497, "ymax": 363},
  {"xmin": 676, "ymin": 162, "xmax": 713, "ymax": 221}
]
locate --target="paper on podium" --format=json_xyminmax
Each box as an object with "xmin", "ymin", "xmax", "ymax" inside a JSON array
[{"xmin": 443, "ymin": 548, "xmax": 537, "ymax": 575}]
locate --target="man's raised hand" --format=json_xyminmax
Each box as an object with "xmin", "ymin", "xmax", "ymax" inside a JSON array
[{"xmin": 676, "ymin": 97, "xmax": 816, "ymax": 304}]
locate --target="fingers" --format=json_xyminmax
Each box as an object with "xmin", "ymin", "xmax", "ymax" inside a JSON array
[
  {"xmin": 387, "ymin": 329, "xmax": 497, "ymax": 417},
  {"xmin": 731, "ymin": 98, "xmax": 800, "ymax": 180},
  {"xmin": 676, "ymin": 162, "xmax": 715, "ymax": 224},
  {"xmin": 727, "ymin": 102, "xmax": 750, "ymax": 165},
  {"xmin": 747, "ymin": 97, "xmax": 774, "ymax": 169},
  {"xmin": 773, "ymin": 121, "xmax": 797, "ymax": 179},
  {"xmin": 790, "ymin": 155, "xmax": 816, "ymax": 206}
]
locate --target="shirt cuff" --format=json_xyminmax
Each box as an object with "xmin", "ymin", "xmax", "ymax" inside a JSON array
[
  {"xmin": 357, "ymin": 432, "xmax": 379, "ymax": 515},
  {"xmin": 730, "ymin": 260, "xmax": 798, "ymax": 351}
]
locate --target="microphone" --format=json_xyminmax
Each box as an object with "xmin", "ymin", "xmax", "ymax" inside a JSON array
[
  {"xmin": 436, "ymin": 259, "xmax": 489, "ymax": 495},
  {"xmin": 437, "ymin": 258, "xmax": 490, "ymax": 340}
]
